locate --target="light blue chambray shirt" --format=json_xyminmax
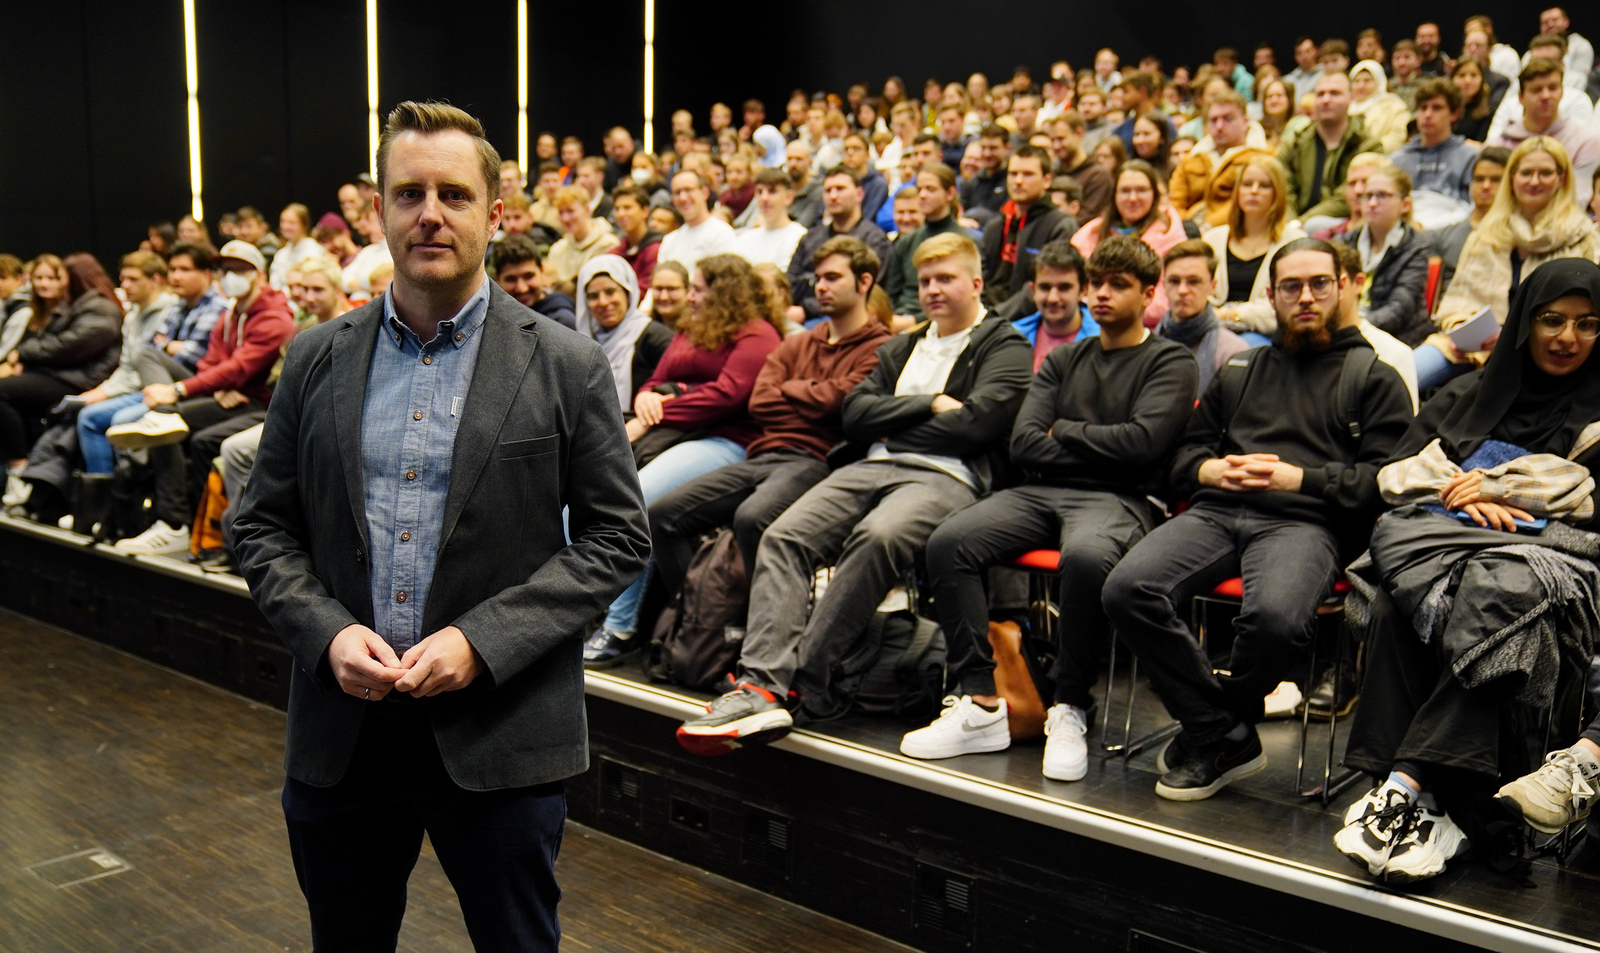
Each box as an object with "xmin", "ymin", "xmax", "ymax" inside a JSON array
[{"xmin": 362, "ymin": 281, "xmax": 490, "ymax": 652}]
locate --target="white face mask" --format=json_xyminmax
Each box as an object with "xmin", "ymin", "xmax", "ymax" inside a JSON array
[
  {"xmin": 631, "ymin": 168, "xmax": 653, "ymax": 185},
  {"xmin": 218, "ymin": 270, "xmax": 254, "ymax": 298}
]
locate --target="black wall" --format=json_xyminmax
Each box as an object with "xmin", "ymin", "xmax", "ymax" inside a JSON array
[{"xmin": 0, "ymin": 0, "xmax": 1557, "ymax": 267}]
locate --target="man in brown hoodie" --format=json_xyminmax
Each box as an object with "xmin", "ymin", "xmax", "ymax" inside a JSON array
[{"xmin": 647, "ymin": 235, "xmax": 891, "ymax": 597}]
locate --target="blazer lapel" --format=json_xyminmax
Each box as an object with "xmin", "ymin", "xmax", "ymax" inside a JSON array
[
  {"xmin": 331, "ymin": 305, "xmax": 384, "ymax": 551},
  {"xmin": 437, "ymin": 286, "xmax": 541, "ymax": 551}
]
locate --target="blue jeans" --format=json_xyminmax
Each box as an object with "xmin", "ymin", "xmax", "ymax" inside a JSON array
[
  {"xmin": 77, "ymin": 393, "xmax": 151, "ymax": 474},
  {"xmin": 604, "ymin": 436, "xmax": 746, "ymax": 634},
  {"xmin": 1414, "ymin": 344, "xmax": 1472, "ymax": 391}
]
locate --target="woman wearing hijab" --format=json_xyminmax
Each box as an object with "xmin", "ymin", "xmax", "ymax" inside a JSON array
[
  {"xmin": 1336, "ymin": 259, "xmax": 1600, "ymax": 886},
  {"xmin": 575, "ymin": 256, "xmax": 674, "ymax": 414},
  {"xmin": 1348, "ymin": 61, "xmax": 1411, "ymax": 154}
]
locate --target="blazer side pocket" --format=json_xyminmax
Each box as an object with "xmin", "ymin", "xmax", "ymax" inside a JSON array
[{"xmin": 499, "ymin": 434, "xmax": 560, "ymax": 459}]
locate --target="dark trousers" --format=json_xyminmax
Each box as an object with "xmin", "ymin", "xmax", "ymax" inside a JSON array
[
  {"xmin": 648, "ymin": 449, "xmax": 829, "ymax": 592},
  {"xmin": 927, "ymin": 485, "xmax": 1154, "ymax": 705},
  {"xmin": 151, "ymin": 397, "xmax": 261, "ymax": 527},
  {"xmin": 1344, "ymin": 587, "xmax": 1510, "ymax": 782},
  {"xmin": 282, "ymin": 705, "xmax": 565, "ymax": 953},
  {"xmin": 0, "ymin": 372, "xmax": 74, "ymax": 460},
  {"xmin": 1102, "ymin": 501, "xmax": 1339, "ymax": 746}
]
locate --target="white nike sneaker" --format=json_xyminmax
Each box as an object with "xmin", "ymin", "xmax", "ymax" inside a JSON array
[
  {"xmin": 1383, "ymin": 804, "xmax": 1470, "ymax": 884},
  {"xmin": 1042, "ymin": 704, "xmax": 1089, "ymax": 781},
  {"xmin": 899, "ymin": 695, "xmax": 1010, "ymax": 760},
  {"xmin": 106, "ymin": 411, "xmax": 190, "ymax": 450},
  {"xmin": 113, "ymin": 520, "xmax": 191, "ymax": 556}
]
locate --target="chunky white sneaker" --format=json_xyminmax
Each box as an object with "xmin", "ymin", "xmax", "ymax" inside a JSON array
[
  {"xmin": 1263, "ymin": 680, "xmax": 1303, "ymax": 719},
  {"xmin": 2, "ymin": 474, "xmax": 31, "ymax": 506},
  {"xmin": 1383, "ymin": 804, "xmax": 1470, "ymax": 884},
  {"xmin": 1042, "ymin": 704, "xmax": 1089, "ymax": 781},
  {"xmin": 106, "ymin": 412, "xmax": 189, "ymax": 450},
  {"xmin": 1497, "ymin": 748, "xmax": 1600, "ymax": 834},
  {"xmin": 899, "ymin": 695, "xmax": 1010, "ymax": 760},
  {"xmin": 113, "ymin": 520, "xmax": 191, "ymax": 556},
  {"xmin": 1334, "ymin": 782, "xmax": 1417, "ymax": 877}
]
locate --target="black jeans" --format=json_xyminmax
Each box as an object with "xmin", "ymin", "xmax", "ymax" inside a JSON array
[
  {"xmin": 282, "ymin": 705, "xmax": 565, "ymax": 953},
  {"xmin": 1102, "ymin": 501, "xmax": 1339, "ymax": 746},
  {"xmin": 0, "ymin": 372, "xmax": 74, "ymax": 461},
  {"xmin": 648, "ymin": 449, "xmax": 829, "ymax": 595},
  {"xmin": 150, "ymin": 397, "xmax": 262, "ymax": 527},
  {"xmin": 927, "ymin": 485, "xmax": 1155, "ymax": 705}
]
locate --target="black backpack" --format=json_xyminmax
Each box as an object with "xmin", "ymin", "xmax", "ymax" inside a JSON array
[
  {"xmin": 1215, "ymin": 345, "xmax": 1378, "ymax": 445},
  {"xmin": 647, "ymin": 528, "xmax": 749, "ymax": 691},
  {"xmin": 797, "ymin": 606, "xmax": 947, "ymax": 724}
]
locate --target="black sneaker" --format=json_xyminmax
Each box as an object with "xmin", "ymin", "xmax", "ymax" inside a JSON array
[
  {"xmin": 1156, "ymin": 731, "xmax": 1193, "ymax": 774},
  {"xmin": 582, "ymin": 628, "xmax": 640, "ymax": 669},
  {"xmin": 1301, "ymin": 665, "xmax": 1359, "ymax": 720},
  {"xmin": 677, "ymin": 683, "xmax": 793, "ymax": 756},
  {"xmin": 1154, "ymin": 727, "xmax": 1267, "ymax": 802}
]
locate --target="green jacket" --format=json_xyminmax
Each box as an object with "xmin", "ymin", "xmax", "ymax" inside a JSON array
[
  {"xmin": 883, "ymin": 214, "xmax": 967, "ymax": 316},
  {"xmin": 1276, "ymin": 117, "xmax": 1382, "ymax": 221}
]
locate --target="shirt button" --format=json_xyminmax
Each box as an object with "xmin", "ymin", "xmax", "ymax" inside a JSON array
[
  {"xmin": 413, "ymin": 411, "xmax": 423, "ymax": 420},
  {"xmin": 396, "ymin": 591, "xmax": 407, "ymax": 603},
  {"xmin": 422, "ymin": 355, "xmax": 432, "ymax": 365},
  {"xmin": 455, "ymin": 333, "xmax": 463, "ymax": 341},
  {"xmin": 406, "ymin": 470, "xmax": 416, "ymax": 480},
  {"xmin": 400, "ymin": 531, "xmax": 411, "ymax": 542}
]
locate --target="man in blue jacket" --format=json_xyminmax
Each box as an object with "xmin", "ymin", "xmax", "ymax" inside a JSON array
[{"xmin": 1011, "ymin": 241, "xmax": 1099, "ymax": 373}]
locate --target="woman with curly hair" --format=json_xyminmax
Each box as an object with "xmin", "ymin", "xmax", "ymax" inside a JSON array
[{"xmin": 584, "ymin": 253, "xmax": 785, "ymax": 665}]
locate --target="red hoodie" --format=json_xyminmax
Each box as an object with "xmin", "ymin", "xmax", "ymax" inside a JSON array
[{"xmin": 180, "ymin": 286, "xmax": 296, "ymax": 406}]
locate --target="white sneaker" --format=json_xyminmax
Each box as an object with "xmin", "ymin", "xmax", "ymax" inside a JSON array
[
  {"xmin": 1335, "ymin": 782, "xmax": 1416, "ymax": 877},
  {"xmin": 1042, "ymin": 704, "xmax": 1089, "ymax": 781},
  {"xmin": 1263, "ymin": 680, "xmax": 1303, "ymax": 719},
  {"xmin": 56, "ymin": 515, "xmax": 73, "ymax": 531},
  {"xmin": 899, "ymin": 695, "xmax": 1009, "ymax": 760},
  {"xmin": 1383, "ymin": 803, "xmax": 1470, "ymax": 884},
  {"xmin": 1497, "ymin": 748, "xmax": 1600, "ymax": 834},
  {"xmin": 113, "ymin": 520, "xmax": 191, "ymax": 556},
  {"xmin": 2, "ymin": 474, "xmax": 31, "ymax": 506},
  {"xmin": 106, "ymin": 412, "xmax": 190, "ymax": 450}
]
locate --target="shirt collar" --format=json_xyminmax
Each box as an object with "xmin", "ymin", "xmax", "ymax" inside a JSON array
[{"xmin": 381, "ymin": 279, "xmax": 490, "ymax": 350}]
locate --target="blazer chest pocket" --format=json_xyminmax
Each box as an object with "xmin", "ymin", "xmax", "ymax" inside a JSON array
[{"xmin": 499, "ymin": 434, "xmax": 560, "ymax": 459}]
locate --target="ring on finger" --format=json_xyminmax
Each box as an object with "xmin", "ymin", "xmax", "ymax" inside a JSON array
[{"xmin": 364, "ymin": 687, "xmax": 371, "ymax": 700}]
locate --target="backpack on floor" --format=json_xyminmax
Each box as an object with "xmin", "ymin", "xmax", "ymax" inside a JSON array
[
  {"xmin": 105, "ymin": 453, "xmax": 156, "ymax": 543},
  {"xmin": 798, "ymin": 606, "xmax": 947, "ymax": 724},
  {"xmin": 649, "ymin": 527, "xmax": 749, "ymax": 691},
  {"xmin": 190, "ymin": 468, "xmax": 228, "ymax": 557}
]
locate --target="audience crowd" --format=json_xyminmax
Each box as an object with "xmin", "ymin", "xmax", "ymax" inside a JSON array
[{"xmin": 7, "ymin": 7, "xmax": 1600, "ymax": 890}]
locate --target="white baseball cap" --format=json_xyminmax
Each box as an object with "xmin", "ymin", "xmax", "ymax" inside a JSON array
[{"xmin": 217, "ymin": 239, "xmax": 267, "ymax": 272}]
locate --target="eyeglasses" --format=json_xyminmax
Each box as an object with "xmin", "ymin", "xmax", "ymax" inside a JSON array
[
  {"xmin": 1514, "ymin": 168, "xmax": 1561, "ymax": 182},
  {"xmin": 1533, "ymin": 312, "xmax": 1600, "ymax": 339},
  {"xmin": 1273, "ymin": 275, "xmax": 1338, "ymax": 301},
  {"xmin": 1362, "ymin": 190, "xmax": 1399, "ymax": 204}
]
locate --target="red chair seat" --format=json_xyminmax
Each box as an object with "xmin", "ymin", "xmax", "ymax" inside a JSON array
[
  {"xmin": 1012, "ymin": 549, "xmax": 1061, "ymax": 572},
  {"xmin": 1209, "ymin": 577, "xmax": 1351, "ymax": 599}
]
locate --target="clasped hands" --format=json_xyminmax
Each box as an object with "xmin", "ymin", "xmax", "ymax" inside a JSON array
[
  {"xmin": 1439, "ymin": 469, "xmax": 1533, "ymax": 532},
  {"xmin": 626, "ymin": 390, "xmax": 675, "ymax": 441},
  {"xmin": 1198, "ymin": 453, "xmax": 1303, "ymax": 493},
  {"xmin": 328, "ymin": 623, "xmax": 483, "ymax": 701}
]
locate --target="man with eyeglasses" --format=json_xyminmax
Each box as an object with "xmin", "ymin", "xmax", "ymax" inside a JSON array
[{"xmin": 1103, "ymin": 237, "xmax": 1413, "ymax": 802}]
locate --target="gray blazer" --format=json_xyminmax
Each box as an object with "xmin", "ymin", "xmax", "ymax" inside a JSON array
[{"xmin": 234, "ymin": 282, "xmax": 650, "ymax": 790}]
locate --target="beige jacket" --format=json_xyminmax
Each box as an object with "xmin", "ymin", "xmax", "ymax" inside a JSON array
[
  {"xmin": 1202, "ymin": 223, "xmax": 1308, "ymax": 334},
  {"xmin": 1378, "ymin": 425, "xmax": 1600, "ymax": 523}
]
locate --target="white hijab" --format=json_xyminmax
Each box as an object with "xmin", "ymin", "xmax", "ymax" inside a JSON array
[{"xmin": 574, "ymin": 255, "xmax": 652, "ymax": 411}]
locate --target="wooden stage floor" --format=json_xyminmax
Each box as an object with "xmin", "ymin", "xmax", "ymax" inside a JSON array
[{"xmin": 0, "ymin": 610, "xmax": 911, "ymax": 953}]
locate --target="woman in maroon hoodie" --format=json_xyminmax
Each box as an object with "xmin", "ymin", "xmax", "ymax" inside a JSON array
[{"xmin": 586, "ymin": 253, "xmax": 785, "ymax": 664}]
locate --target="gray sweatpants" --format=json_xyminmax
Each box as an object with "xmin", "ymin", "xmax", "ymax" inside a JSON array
[{"xmin": 738, "ymin": 458, "xmax": 975, "ymax": 695}]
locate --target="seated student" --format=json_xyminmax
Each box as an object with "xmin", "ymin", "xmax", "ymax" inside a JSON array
[
  {"xmin": 1048, "ymin": 113, "xmax": 1115, "ymax": 222},
  {"xmin": 884, "ymin": 164, "xmax": 966, "ymax": 319},
  {"xmin": 1071, "ymin": 160, "xmax": 1188, "ymax": 327},
  {"xmin": 1102, "ymin": 237, "xmax": 1413, "ymax": 802},
  {"xmin": 1333, "ymin": 164, "xmax": 1433, "ymax": 346},
  {"xmin": 104, "ymin": 240, "xmax": 294, "ymax": 556},
  {"xmin": 1168, "ymin": 90, "xmax": 1268, "ymax": 226},
  {"xmin": 902, "ymin": 237, "xmax": 1198, "ymax": 776},
  {"xmin": 1011, "ymin": 241, "xmax": 1099, "ymax": 372},
  {"xmin": 1338, "ymin": 259, "xmax": 1600, "ymax": 884},
  {"xmin": 884, "ymin": 182, "xmax": 922, "ymax": 238},
  {"xmin": 675, "ymin": 233, "xmax": 1032, "ymax": 752},
  {"xmin": 957, "ymin": 124, "xmax": 1011, "ymax": 216},
  {"xmin": 1493, "ymin": 56, "xmax": 1600, "ymax": 209},
  {"xmin": 1048, "ymin": 176, "xmax": 1084, "ymax": 225},
  {"xmin": 657, "ymin": 170, "xmax": 739, "ymax": 270},
  {"xmin": 582, "ymin": 254, "xmax": 784, "ymax": 665},
  {"xmin": 645, "ymin": 237, "xmax": 891, "ymax": 627},
  {"xmin": 1348, "ymin": 60, "xmax": 1412, "ymax": 154},
  {"xmin": 546, "ymin": 186, "xmax": 617, "ymax": 291},
  {"xmin": 648, "ymin": 260, "xmax": 690, "ymax": 330},
  {"xmin": 1331, "ymin": 242, "xmax": 1421, "ymax": 412},
  {"xmin": 573, "ymin": 255, "xmax": 674, "ymax": 414},
  {"xmin": 490, "ymin": 235, "xmax": 576, "ymax": 328},
  {"xmin": 1420, "ymin": 137, "xmax": 1600, "ymax": 389},
  {"xmin": 985, "ymin": 146, "xmax": 1078, "ymax": 318},
  {"xmin": 840, "ymin": 133, "xmax": 889, "ymax": 225},
  {"xmin": 1430, "ymin": 147, "xmax": 1510, "ymax": 299},
  {"xmin": 1277, "ymin": 72, "xmax": 1383, "ymax": 231},
  {"xmin": 607, "ymin": 183, "xmax": 663, "ymax": 292},
  {"xmin": 733, "ymin": 168, "xmax": 808, "ymax": 270},
  {"xmin": 1157, "ymin": 240, "xmax": 1251, "ymax": 391},
  {"xmin": 1390, "ymin": 78, "xmax": 1480, "ymax": 230},
  {"xmin": 785, "ymin": 166, "xmax": 892, "ymax": 327},
  {"xmin": 1200, "ymin": 154, "xmax": 1309, "ymax": 344}
]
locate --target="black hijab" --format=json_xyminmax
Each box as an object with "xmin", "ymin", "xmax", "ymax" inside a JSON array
[{"xmin": 1433, "ymin": 258, "xmax": 1600, "ymax": 458}]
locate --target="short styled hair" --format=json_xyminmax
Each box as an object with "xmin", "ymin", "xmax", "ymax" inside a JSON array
[
  {"xmin": 1529, "ymin": 32, "xmax": 1568, "ymax": 56},
  {"xmin": 1520, "ymin": 57, "xmax": 1565, "ymax": 87},
  {"xmin": 120, "ymin": 250, "xmax": 168, "ymax": 278},
  {"xmin": 376, "ymin": 100, "xmax": 502, "ymax": 202},
  {"xmin": 610, "ymin": 182, "xmax": 652, "ymax": 208},
  {"xmin": 1032, "ymin": 240, "xmax": 1086, "ymax": 283},
  {"xmin": 753, "ymin": 167, "xmax": 793, "ymax": 189},
  {"xmin": 167, "ymin": 241, "xmax": 216, "ymax": 270},
  {"xmin": 1163, "ymin": 238, "xmax": 1217, "ymax": 273},
  {"xmin": 490, "ymin": 234, "xmax": 542, "ymax": 273},
  {"xmin": 1085, "ymin": 234, "xmax": 1161, "ymax": 287},
  {"xmin": 1412, "ymin": 77, "xmax": 1462, "ymax": 112},
  {"xmin": 1268, "ymin": 236, "xmax": 1344, "ymax": 285},
  {"xmin": 912, "ymin": 231, "xmax": 982, "ymax": 275},
  {"xmin": 823, "ymin": 165, "xmax": 862, "ymax": 187},
  {"xmin": 813, "ymin": 235, "xmax": 882, "ymax": 287},
  {"xmin": 553, "ymin": 185, "xmax": 591, "ymax": 210}
]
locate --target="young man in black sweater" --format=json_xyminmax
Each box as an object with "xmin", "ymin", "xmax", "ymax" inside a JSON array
[
  {"xmin": 902, "ymin": 236, "xmax": 1199, "ymax": 779},
  {"xmin": 678, "ymin": 232, "xmax": 1032, "ymax": 754},
  {"xmin": 1102, "ymin": 237, "xmax": 1414, "ymax": 802}
]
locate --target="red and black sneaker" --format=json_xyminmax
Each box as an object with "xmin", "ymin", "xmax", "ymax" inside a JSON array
[{"xmin": 676, "ymin": 682, "xmax": 793, "ymax": 756}]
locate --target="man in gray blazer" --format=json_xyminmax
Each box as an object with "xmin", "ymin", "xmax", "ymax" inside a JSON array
[{"xmin": 234, "ymin": 101, "xmax": 649, "ymax": 952}]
